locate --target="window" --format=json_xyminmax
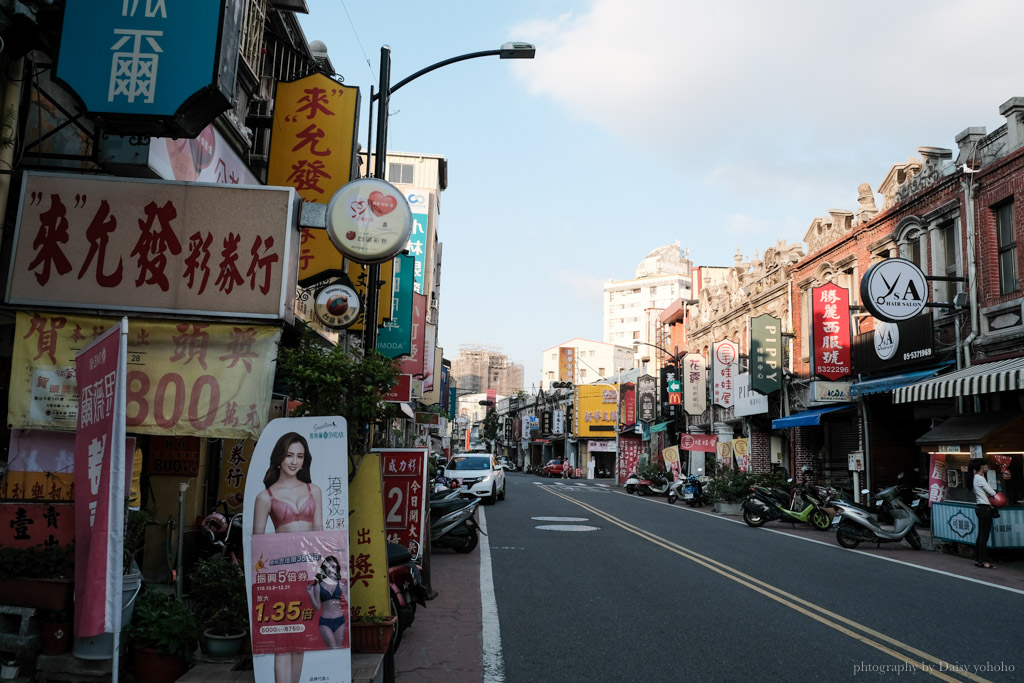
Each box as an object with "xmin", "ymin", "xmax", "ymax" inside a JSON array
[
  {"xmin": 580, "ymin": 369, "xmax": 588, "ymax": 379},
  {"xmin": 598, "ymin": 368, "xmax": 606, "ymax": 376},
  {"xmin": 996, "ymin": 201, "xmax": 1018, "ymax": 295},
  {"xmin": 938, "ymin": 221, "xmax": 959, "ymax": 303},
  {"xmin": 388, "ymin": 163, "xmax": 414, "ymax": 184}
]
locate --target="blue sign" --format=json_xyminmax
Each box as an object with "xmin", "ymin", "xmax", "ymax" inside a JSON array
[
  {"xmin": 57, "ymin": 0, "xmax": 224, "ymax": 116},
  {"xmin": 377, "ymin": 254, "xmax": 414, "ymax": 358}
]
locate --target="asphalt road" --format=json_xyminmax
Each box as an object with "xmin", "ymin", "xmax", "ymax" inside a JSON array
[{"xmin": 483, "ymin": 473, "xmax": 1024, "ymax": 682}]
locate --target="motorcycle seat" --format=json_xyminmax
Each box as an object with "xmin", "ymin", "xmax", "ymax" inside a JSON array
[
  {"xmin": 387, "ymin": 542, "xmax": 412, "ymax": 566},
  {"xmin": 429, "ymin": 497, "xmax": 474, "ymax": 515}
]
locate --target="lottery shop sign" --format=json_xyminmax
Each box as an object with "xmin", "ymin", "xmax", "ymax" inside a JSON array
[
  {"xmin": 376, "ymin": 449, "xmax": 429, "ymax": 560},
  {"xmin": 9, "ymin": 311, "xmax": 281, "ymax": 440},
  {"xmin": 7, "ymin": 172, "xmax": 298, "ymax": 320}
]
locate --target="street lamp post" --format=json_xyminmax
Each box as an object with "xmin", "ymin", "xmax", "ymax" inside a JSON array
[{"xmin": 363, "ymin": 43, "xmax": 535, "ymax": 351}]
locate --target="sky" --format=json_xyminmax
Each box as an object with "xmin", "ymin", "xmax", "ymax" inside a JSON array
[{"xmin": 298, "ymin": 0, "xmax": 1024, "ymax": 389}]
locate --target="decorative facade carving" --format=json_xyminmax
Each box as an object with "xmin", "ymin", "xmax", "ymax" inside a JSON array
[
  {"xmin": 803, "ymin": 209, "xmax": 853, "ymax": 256},
  {"xmin": 878, "ymin": 156, "xmax": 922, "ymax": 211},
  {"xmin": 894, "ymin": 147, "xmax": 953, "ymax": 204},
  {"xmin": 635, "ymin": 240, "xmax": 691, "ymax": 278}
]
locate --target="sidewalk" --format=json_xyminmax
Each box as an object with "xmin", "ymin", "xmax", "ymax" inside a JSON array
[{"xmin": 393, "ymin": 542, "xmax": 482, "ymax": 682}]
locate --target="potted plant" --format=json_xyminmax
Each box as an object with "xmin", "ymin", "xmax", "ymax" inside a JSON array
[
  {"xmin": 188, "ymin": 557, "xmax": 249, "ymax": 659},
  {"xmin": 350, "ymin": 614, "xmax": 397, "ymax": 653},
  {"xmin": 125, "ymin": 588, "xmax": 198, "ymax": 683},
  {"xmin": 706, "ymin": 468, "xmax": 756, "ymax": 514},
  {"xmin": 0, "ymin": 543, "xmax": 75, "ymax": 610}
]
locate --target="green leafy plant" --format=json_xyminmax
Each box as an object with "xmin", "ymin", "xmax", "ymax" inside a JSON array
[
  {"xmin": 352, "ymin": 613, "xmax": 396, "ymax": 624},
  {"xmin": 706, "ymin": 468, "xmax": 757, "ymax": 503},
  {"xmin": 274, "ymin": 322, "xmax": 399, "ymax": 454},
  {"xmin": 0, "ymin": 543, "xmax": 75, "ymax": 581},
  {"xmin": 125, "ymin": 588, "xmax": 199, "ymax": 663},
  {"xmin": 124, "ymin": 508, "xmax": 151, "ymax": 574},
  {"xmin": 187, "ymin": 558, "xmax": 248, "ymax": 635}
]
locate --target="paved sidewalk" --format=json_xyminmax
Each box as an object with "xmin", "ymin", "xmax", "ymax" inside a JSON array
[{"xmin": 394, "ymin": 529, "xmax": 483, "ymax": 681}]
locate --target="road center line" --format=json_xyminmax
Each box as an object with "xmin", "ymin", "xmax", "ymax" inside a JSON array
[{"xmin": 544, "ymin": 487, "xmax": 990, "ymax": 683}]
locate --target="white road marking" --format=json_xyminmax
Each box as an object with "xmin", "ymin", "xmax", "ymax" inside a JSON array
[{"xmin": 480, "ymin": 507, "xmax": 505, "ymax": 683}]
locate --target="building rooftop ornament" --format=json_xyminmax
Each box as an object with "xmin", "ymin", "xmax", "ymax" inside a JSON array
[{"xmin": 634, "ymin": 240, "xmax": 691, "ymax": 278}]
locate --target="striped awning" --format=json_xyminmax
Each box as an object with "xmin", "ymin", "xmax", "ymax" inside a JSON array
[{"xmin": 892, "ymin": 356, "xmax": 1024, "ymax": 404}]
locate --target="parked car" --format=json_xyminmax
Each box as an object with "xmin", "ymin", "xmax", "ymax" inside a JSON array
[
  {"xmin": 443, "ymin": 454, "xmax": 506, "ymax": 504},
  {"xmin": 541, "ymin": 459, "xmax": 568, "ymax": 477}
]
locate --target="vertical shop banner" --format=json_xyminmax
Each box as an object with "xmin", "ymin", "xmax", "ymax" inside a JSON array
[
  {"xmin": 662, "ymin": 445, "xmax": 681, "ymax": 481},
  {"xmin": 716, "ymin": 440, "xmax": 735, "ymax": 470},
  {"xmin": 812, "ymin": 283, "xmax": 852, "ymax": 380},
  {"xmin": 398, "ymin": 294, "xmax": 427, "ymax": 376},
  {"xmin": 504, "ymin": 418, "xmax": 514, "ymax": 443},
  {"xmin": 73, "ymin": 319, "xmax": 127, "ymax": 639},
  {"xmin": 377, "ymin": 449, "xmax": 428, "ymax": 559},
  {"xmin": 377, "ymin": 255, "xmax": 414, "ymax": 357},
  {"xmin": 558, "ymin": 347, "xmax": 576, "ymax": 383},
  {"xmin": 637, "ymin": 375, "xmax": 657, "ymax": 423},
  {"xmin": 712, "ymin": 341, "xmax": 738, "ymax": 408},
  {"xmin": 243, "ymin": 417, "xmax": 351, "ymax": 682},
  {"xmin": 422, "ymin": 325, "xmax": 437, "ymax": 392},
  {"xmin": 216, "ymin": 439, "xmax": 256, "ymax": 513},
  {"xmin": 620, "ymin": 383, "xmax": 636, "ymax": 427},
  {"xmin": 659, "ymin": 366, "xmax": 681, "ymax": 421},
  {"xmin": 552, "ymin": 410, "xmax": 565, "ymax": 436},
  {"xmin": 750, "ymin": 314, "xmax": 783, "ymax": 395},
  {"xmin": 439, "ymin": 365, "xmax": 450, "ymax": 417},
  {"xmin": 928, "ymin": 454, "xmax": 947, "ymax": 505},
  {"xmin": 682, "ymin": 354, "xmax": 707, "ymax": 416},
  {"xmin": 733, "ymin": 438, "xmax": 750, "ymax": 472},
  {"xmin": 618, "ymin": 436, "xmax": 642, "ymax": 485}
]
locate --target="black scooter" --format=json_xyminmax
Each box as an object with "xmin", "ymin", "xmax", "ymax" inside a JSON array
[{"xmin": 430, "ymin": 495, "xmax": 483, "ymax": 553}]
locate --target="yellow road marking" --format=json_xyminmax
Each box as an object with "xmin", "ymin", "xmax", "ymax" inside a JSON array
[{"xmin": 544, "ymin": 487, "xmax": 990, "ymax": 683}]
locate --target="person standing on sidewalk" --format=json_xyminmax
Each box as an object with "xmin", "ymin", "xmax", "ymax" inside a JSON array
[
  {"xmin": 562, "ymin": 458, "xmax": 571, "ymax": 479},
  {"xmin": 972, "ymin": 460, "xmax": 997, "ymax": 569}
]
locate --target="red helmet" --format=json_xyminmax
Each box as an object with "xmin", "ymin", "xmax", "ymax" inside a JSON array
[
  {"xmin": 990, "ymin": 492, "xmax": 1008, "ymax": 508},
  {"xmin": 202, "ymin": 512, "xmax": 228, "ymax": 533}
]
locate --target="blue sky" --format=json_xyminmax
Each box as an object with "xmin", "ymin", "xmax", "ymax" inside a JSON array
[{"xmin": 298, "ymin": 1, "xmax": 1023, "ymax": 388}]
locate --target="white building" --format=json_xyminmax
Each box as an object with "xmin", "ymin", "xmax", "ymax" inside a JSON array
[
  {"xmin": 603, "ymin": 242, "xmax": 693, "ymax": 365},
  {"xmin": 540, "ymin": 338, "xmax": 635, "ymax": 391}
]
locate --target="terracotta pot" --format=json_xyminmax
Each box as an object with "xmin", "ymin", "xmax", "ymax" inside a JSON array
[
  {"xmin": 42, "ymin": 620, "xmax": 72, "ymax": 655},
  {"xmin": 133, "ymin": 648, "xmax": 186, "ymax": 683},
  {"xmin": 350, "ymin": 617, "xmax": 396, "ymax": 654},
  {"xmin": 202, "ymin": 628, "xmax": 247, "ymax": 659},
  {"xmin": 0, "ymin": 578, "xmax": 73, "ymax": 611}
]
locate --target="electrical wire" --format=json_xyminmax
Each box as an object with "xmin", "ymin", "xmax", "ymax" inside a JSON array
[{"xmin": 337, "ymin": 0, "xmax": 376, "ymax": 84}]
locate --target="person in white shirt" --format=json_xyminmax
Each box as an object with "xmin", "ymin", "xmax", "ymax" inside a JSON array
[{"xmin": 972, "ymin": 460, "xmax": 997, "ymax": 569}]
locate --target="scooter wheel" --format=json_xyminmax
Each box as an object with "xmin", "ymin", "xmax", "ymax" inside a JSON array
[
  {"xmin": 626, "ymin": 485, "xmax": 636, "ymax": 494},
  {"xmin": 742, "ymin": 510, "xmax": 767, "ymax": 527},
  {"xmin": 836, "ymin": 526, "xmax": 861, "ymax": 549},
  {"xmin": 453, "ymin": 531, "xmax": 478, "ymax": 554},
  {"xmin": 636, "ymin": 487, "xmax": 647, "ymax": 496},
  {"xmin": 667, "ymin": 492, "xmax": 677, "ymax": 505},
  {"xmin": 809, "ymin": 508, "xmax": 831, "ymax": 531},
  {"xmin": 906, "ymin": 528, "xmax": 922, "ymax": 551}
]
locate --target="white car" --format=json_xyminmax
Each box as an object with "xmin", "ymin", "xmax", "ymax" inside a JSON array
[{"xmin": 444, "ymin": 454, "xmax": 506, "ymax": 504}]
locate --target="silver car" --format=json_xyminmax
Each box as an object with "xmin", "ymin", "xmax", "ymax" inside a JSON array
[{"xmin": 444, "ymin": 454, "xmax": 506, "ymax": 504}]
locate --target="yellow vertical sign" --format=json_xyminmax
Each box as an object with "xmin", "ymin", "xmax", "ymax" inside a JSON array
[{"xmin": 348, "ymin": 453, "xmax": 391, "ymax": 618}]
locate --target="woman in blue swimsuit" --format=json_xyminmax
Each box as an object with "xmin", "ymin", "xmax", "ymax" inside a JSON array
[{"xmin": 306, "ymin": 555, "xmax": 348, "ymax": 648}]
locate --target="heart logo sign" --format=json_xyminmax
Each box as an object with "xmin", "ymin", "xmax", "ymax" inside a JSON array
[
  {"xmin": 368, "ymin": 191, "xmax": 397, "ymax": 216},
  {"xmin": 349, "ymin": 199, "xmax": 367, "ymax": 218}
]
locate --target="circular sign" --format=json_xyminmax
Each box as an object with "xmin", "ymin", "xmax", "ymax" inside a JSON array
[
  {"xmin": 325, "ymin": 178, "xmax": 413, "ymax": 263},
  {"xmin": 681, "ymin": 435, "xmax": 695, "ymax": 449},
  {"xmin": 860, "ymin": 258, "xmax": 928, "ymax": 323},
  {"xmin": 314, "ymin": 283, "xmax": 360, "ymax": 329},
  {"xmin": 873, "ymin": 321, "xmax": 899, "ymax": 361}
]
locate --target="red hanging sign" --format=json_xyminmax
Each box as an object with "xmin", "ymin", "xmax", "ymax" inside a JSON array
[{"xmin": 812, "ymin": 283, "xmax": 852, "ymax": 380}]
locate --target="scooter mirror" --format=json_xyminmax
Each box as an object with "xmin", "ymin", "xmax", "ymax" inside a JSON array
[
  {"xmin": 861, "ymin": 488, "xmax": 870, "ymax": 495},
  {"xmin": 787, "ymin": 478, "xmax": 794, "ymax": 483}
]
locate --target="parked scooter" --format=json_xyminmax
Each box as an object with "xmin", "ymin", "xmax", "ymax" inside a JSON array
[
  {"xmin": 387, "ymin": 542, "xmax": 428, "ymax": 650},
  {"xmin": 625, "ymin": 472, "xmax": 640, "ymax": 494},
  {"xmin": 667, "ymin": 471, "xmax": 712, "ymax": 507},
  {"xmin": 742, "ymin": 481, "xmax": 832, "ymax": 530},
  {"xmin": 429, "ymin": 495, "xmax": 483, "ymax": 553},
  {"xmin": 832, "ymin": 483, "xmax": 924, "ymax": 550},
  {"xmin": 637, "ymin": 471, "xmax": 671, "ymax": 497}
]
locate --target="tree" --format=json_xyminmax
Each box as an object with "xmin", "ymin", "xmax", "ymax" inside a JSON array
[
  {"xmin": 274, "ymin": 323, "xmax": 399, "ymax": 457},
  {"xmin": 481, "ymin": 409, "xmax": 499, "ymax": 449}
]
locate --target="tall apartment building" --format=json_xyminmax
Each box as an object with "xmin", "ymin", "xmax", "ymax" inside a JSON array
[
  {"xmin": 450, "ymin": 345, "xmax": 524, "ymax": 396},
  {"xmin": 603, "ymin": 242, "xmax": 694, "ymax": 364}
]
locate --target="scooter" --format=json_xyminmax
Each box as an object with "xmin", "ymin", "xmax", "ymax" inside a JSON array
[
  {"xmin": 429, "ymin": 496, "xmax": 483, "ymax": 553},
  {"xmin": 387, "ymin": 542, "xmax": 428, "ymax": 651},
  {"xmin": 832, "ymin": 484, "xmax": 923, "ymax": 550},
  {"xmin": 637, "ymin": 471, "xmax": 671, "ymax": 497},
  {"xmin": 668, "ymin": 472, "xmax": 712, "ymax": 507},
  {"xmin": 742, "ymin": 482, "xmax": 831, "ymax": 530},
  {"xmin": 625, "ymin": 472, "xmax": 640, "ymax": 494}
]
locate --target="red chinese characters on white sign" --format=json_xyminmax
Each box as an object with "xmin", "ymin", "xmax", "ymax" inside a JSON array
[
  {"xmin": 713, "ymin": 340, "xmax": 738, "ymax": 408},
  {"xmin": 812, "ymin": 283, "xmax": 852, "ymax": 380}
]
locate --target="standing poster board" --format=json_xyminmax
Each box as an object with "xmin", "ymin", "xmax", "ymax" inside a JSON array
[{"xmin": 243, "ymin": 417, "xmax": 351, "ymax": 683}]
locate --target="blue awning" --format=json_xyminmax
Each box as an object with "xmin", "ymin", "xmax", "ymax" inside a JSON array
[
  {"xmin": 772, "ymin": 405, "xmax": 851, "ymax": 429},
  {"xmin": 850, "ymin": 364, "xmax": 953, "ymax": 398}
]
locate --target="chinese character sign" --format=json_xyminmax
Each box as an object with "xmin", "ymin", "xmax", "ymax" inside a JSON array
[
  {"xmin": 558, "ymin": 347, "xmax": 575, "ymax": 383},
  {"xmin": 397, "ymin": 294, "xmax": 427, "ymax": 376},
  {"xmin": 9, "ymin": 312, "xmax": 281, "ymax": 440},
  {"xmin": 620, "ymin": 383, "xmax": 636, "ymax": 427},
  {"xmin": 377, "ymin": 449, "xmax": 428, "ymax": 560},
  {"xmin": 712, "ymin": 341, "xmax": 738, "ymax": 408},
  {"xmin": 573, "ymin": 385, "xmax": 619, "ymax": 438},
  {"xmin": 928, "ymin": 454, "xmax": 947, "ymax": 505},
  {"xmin": 618, "ymin": 436, "xmax": 642, "ymax": 485},
  {"xmin": 812, "ymin": 283, "xmax": 852, "ymax": 380},
  {"xmin": 243, "ymin": 417, "xmax": 351, "ymax": 682},
  {"xmin": 750, "ymin": 314, "xmax": 783, "ymax": 395},
  {"xmin": 8, "ymin": 173, "xmax": 297, "ymax": 320},
  {"xmin": 57, "ymin": 0, "xmax": 224, "ymax": 117},
  {"xmin": 637, "ymin": 375, "xmax": 657, "ymax": 423},
  {"xmin": 682, "ymin": 354, "xmax": 707, "ymax": 416},
  {"xmin": 73, "ymin": 319, "xmax": 126, "ymax": 639},
  {"xmin": 660, "ymin": 366, "xmax": 680, "ymax": 420}
]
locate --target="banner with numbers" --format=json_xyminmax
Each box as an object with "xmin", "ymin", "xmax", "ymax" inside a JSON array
[{"xmin": 376, "ymin": 449, "xmax": 429, "ymax": 560}]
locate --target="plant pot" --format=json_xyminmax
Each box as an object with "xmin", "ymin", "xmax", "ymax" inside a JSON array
[
  {"xmin": 202, "ymin": 628, "xmax": 247, "ymax": 659},
  {"xmin": 714, "ymin": 501, "xmax": 743, "ymax": 515},
  {"xmin": 350, "ymin": 617, "xmax": 397, "ymax": 654},
  {"xmin": 0, "ymin": 662, "xmax": 20, "ymax": 680},
  {"xmin": 42, "ymin": 620, "xmax": 73, "ymax": 655},
  {"xmin": 134, "ymin": 647, "xmax": 187, "ymax": 683},
  {"xmin": 0, "ymin": 577, "xmax": 73, "ymax": 610}
]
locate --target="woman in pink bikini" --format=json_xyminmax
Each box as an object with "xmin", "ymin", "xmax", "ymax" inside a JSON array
[{"xmin": 253, "ymin": 432, "xmax": 324, "ymax": 683}]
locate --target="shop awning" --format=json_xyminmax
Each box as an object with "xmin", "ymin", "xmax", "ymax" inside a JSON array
[
  {"xmin": 649, "ymin": 421, "xmax": 673, "ymax": 433},
  {"xmin": 849, "ymin": 365, "xmax": 951, "ymax": 397},
  {"xmin": 893, "ymin": 356, "xmax": 1024, "ymax": 404},
  {"xmin": 772, "ymin": 405, "xmax": 852, "ymax": 429},
  {"xmin": 915, "ymin": 412, "xmax": 1024, "ymax": 445}
]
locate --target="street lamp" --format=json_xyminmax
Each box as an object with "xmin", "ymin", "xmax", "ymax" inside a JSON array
[{"xmin": 362, "ymin": 43, "xmax": 536, "ymax": 350}]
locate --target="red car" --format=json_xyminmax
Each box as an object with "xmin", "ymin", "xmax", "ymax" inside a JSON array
[{"xmin": 542, "ymin": 459, "xmax": 569, "ymax": 477}]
